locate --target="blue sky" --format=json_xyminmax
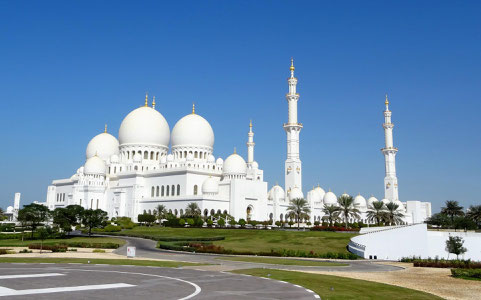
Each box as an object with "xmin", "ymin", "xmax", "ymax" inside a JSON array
[{"xmin": 0, "ymin": 1, "xmax": 480, "ymax": 212}]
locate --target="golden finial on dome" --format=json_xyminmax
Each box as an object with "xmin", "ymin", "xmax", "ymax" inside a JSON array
[
  {"xmin": 144, "ymin": 92, "xmax": 148, "ymax": 107},
  {"xmin": 290, "ymin": 57, "xmax": 295, "ymax": 71},
  {"xmin": 385, "ymin": 93, "xmax": 389, "ymax": 105},
  {"xmin": 233, "ymin": 147, "xmax": 236, "ymax": 154},
  {"xmin": 152, "ymin": 96, "xmax": 156, "ymax": 109},
  {"xmin": 249, "ymin": 119, "xmax": 252, "ymax": 128},
  {"xmin": 192, "ymin": 102, "xmax": 195, "ymax": 114},
  {"xmin": 275, "ymin": 181, "xmax": 278, "ymax": 186},
  {"xmin": 104, "ymin": 124, "xmax": 107, "ymax": 133}
]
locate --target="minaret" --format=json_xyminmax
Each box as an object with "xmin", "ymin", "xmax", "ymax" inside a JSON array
[
  {"xmin": 284, "ymin": 58, "xmax": 303, "ymax": 195},
  {"xmin": 247, "ymin": 120, "xmax": 255, "ymax": 167},
  {"xmin": 381, "ymin": 94, "xmax": 399, "ymax": 201}
]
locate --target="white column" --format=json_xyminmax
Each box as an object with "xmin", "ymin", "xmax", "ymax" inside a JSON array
[
  {"xmin": 284, "ymin": 59, "xmax": 303, "ymax": 196},
  {"xmin": 382, "ymin": 95, "xmax": 399, "ymax": 201}
]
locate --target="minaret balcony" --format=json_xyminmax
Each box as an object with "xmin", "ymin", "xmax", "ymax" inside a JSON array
[
  {"xmin": 283, "ymin": 123, "xmax": 303, "ymax": 129},
  {"xmin": 381, "ymin": 147, "xmax": 398, "ymax": 153}
]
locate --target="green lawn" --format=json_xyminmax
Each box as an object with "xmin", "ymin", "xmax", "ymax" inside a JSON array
[
  {"xmin": 217, "ymin": 256, "xmax": 348, "ymax": 266},
  {"xmin": 232, "ymin": 269, "xmax": 443, "ymax": 300},
  {"xmin": 0, "ymin": 236, "xmax": 126, "ymax": 248},
  {"xmin": 114, "ymin": 227, "xmax": 355, "ymax": 254},
  {"xmin": 0, "ymin": 257, "xmax": 204, "ymax": 267}
]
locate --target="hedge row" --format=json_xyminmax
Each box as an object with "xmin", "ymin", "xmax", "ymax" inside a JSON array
[
  {"xmin": 451, "ymin": 268, "xmax": 481, "ymax": 279},
  {"xmin": 401, "ymin": 257, "xmax": 481, "ymax": 269},
  {"xmin": 27, "ymin": 242, "xmax": 120, "ymax": 249},
  {"xmin": 28, "ymin": 244, "xmax": 68, "ymax": 252}
]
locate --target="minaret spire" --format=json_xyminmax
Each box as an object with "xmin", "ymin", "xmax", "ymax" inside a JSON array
[
  {"xmin": 144, "ymin": 93, "xmax": 148, "ymax": 107},
  {"xmin": 152, "ymin": 96, "xmax": 156, "ymax": 109},
  {"xmin": 247, "ymin": 120, "xmax": 255, "ymax": 166},
  {"xmin": 104, "ymin": 124, "xmax": 107, "ymax": 133},
  {"xmin": 284, "ymin": 58, "xmax": 303, "ymax": 197},
  {"xmin": 192, "ymin": 102, "xmax": 195, "ymax": 114},
  {"xmin": 381, "ymin": 94, "xmax": 399, "ymax": 201}
]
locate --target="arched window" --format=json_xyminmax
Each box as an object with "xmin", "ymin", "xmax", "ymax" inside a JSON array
[
  {"xmin": 144, "ymin": 151, "xmax": 148, "ymax": 159},
  {"xmin": 184, "ymin": 151, "xmax": 187, "ymax": 158},
  {"xmin": 148, "ymin": 209, "xmax": 152, "ymax": 215},
  {"xmin": 151, "ymin": 186, "xmax": 155, "ymax": 197},
  {"xmin": 223, "ymin": 210, "xmax": 227, "ymax": 215},
  {"xmin": 156, "ymin": 186, "xmax": 159, "ymax": 197},
  {"xmin": 194, "ymin": 151, "xmax": 198, "ymax": 158},
  {"xmin": 171, "ymin": 185, "xmax": 175, "ymax": 196},
  {"xmin": 127, "ymin": 152, "xmax": 130, "ymax": 159},
  {"xmin": 217, "ymin": 209, "xmax": 221, "ymax": 215},
  {"xmin": 150, "ymin": 151, "xmax": 154, "ymax": 160},
  {"xmin": 193, "ymin": 185, "xmax": 198, "ymax": 195},
  {"xmin": 156, "ymin": 152, "xmax": 159, "ymax": 160},
  {"xmin": 131, "ymin": 151, "xmax": 135, "ymax": 158},
  {"xmin": 114, "ymin": 167, "xmax": 117, "ymax": 173},
  {"xmin": 174, "ymin": 209, "xmax": 178, "ymax": 216},
  {"xmin": 210, "ymin": 209, "xmax": 215, "ymax": 216},
  {"xmin": 180, "ymin": 209, "xmax": 184, "ymax": 216},
  {"xmin": 90, "ymin": 199, "xmax": 93, "ymax": 209},
  {"xmin": 166, "ymin": 185, "xmax": 170, "ymax": 196},
  {"xmin": 134, "ymin": 166, "xmax": 138, "ymax": 171},
  {"xmin": 161, "ymin": 186, "xmax": 165, "ymax": 197},
  {"xmin": 280, "ymin": 214, "xmax": 283, "ymax": 221},
  {"xmin": 269, "ymin": 213, "xmax": 273, "ymax": 220},
  {"xmin": 177, "ymin": 184, "xmax": 180, "ymax": 195},
  {"xmin": 204, "ymin": 209, "xmax": 208, "ymax": 217}
]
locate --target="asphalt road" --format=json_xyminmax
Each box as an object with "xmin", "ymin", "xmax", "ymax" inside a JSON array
[
  {"xmin": 0, "ymin": 264, "xmax": 319, "ymax": 299},
  {"xmin": 112, "ymin": 235, "xmax": 403, "ymax": 272}
]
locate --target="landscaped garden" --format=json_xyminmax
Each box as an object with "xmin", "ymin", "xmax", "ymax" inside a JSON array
[
  {"xmin": 0, "ymin": 236, "xmax": 125, "ymax": 249},
  {"xmin": 232, "ymin": 268, "xmax": 443, "ymax": 300}
]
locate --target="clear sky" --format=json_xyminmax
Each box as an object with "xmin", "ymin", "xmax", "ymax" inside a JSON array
[{"xmin": 0, "ymin": 1, "xmax": 480, "ymax": 212}]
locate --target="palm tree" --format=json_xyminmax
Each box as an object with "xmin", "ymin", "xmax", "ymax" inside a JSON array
[
  {"xmin": 366, "ymin": 201, "xmax": 387, "ymax": 226},
  {"xmin": 336, "ymin": 195, "xmax": 361, "ymax": 229},
  {"xmin": 155, "ymin": 204, "xmax": 166, "ymax": 225},
  {"xmin": 467, "ymin": 205, "xmax": 481, "ymax": 229},
  {"xmin": 322, "ymin": 204, "xmax": 339, "ymax": 226},
  {"xmin": 0, "ymin": 207, "xmax": 5, "ymax": 221},
  {"xmin": 184, "ymin": 202, "xmax": 201, "ymax": 218},
  {"xmin": 441, "ymin": 200, "xmax": 464, "ymax": 224},
  {"xmin": 286, "ymin": 198, "xmax": 311, "ymax": 230},
  {"xmin": 385, "ymin": 202, "xmax": 404, "ymax": 225}
]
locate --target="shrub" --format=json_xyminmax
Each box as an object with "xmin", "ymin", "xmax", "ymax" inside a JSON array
[
  {"xmin": 186, "ymin": 218, "xmax": 194, "ymax": 226},
  {"xmin": 310, "ymin": 225, "xmax": 360, "ymax": 232},
  {"xmin": 306, "ymin": 222, "xmax": 312, "ymax": 226},
  {"xmin": 103, "ymin": 225, "xmax": 122, "ymax": 232},
  {"xmin": 93, "ymin": 249, "xmax": 106, "ymax": 253},
  {"xmin": 451, "ymin": 268, "xmax": 481, "ymax": 279},
  {"xmin": 401, "ymin": 257, "xmax": 481, "ymax": 269},
  {"xmin": 28, "ymin": 244, "xmax": 68, "ymax": 252},
  {"xmin": 19, "ymin": 249, "xmax": 32, "ymax": 253},
  {"xmin": 314, "ymin": 221, "xmax": 320, "ymax": 226},
  {"xmin": 68, "ymin": 248, "xmax": 77, "ymax": 252},
  {"xmin": 288, "ymin": 221, "xmax": 294, "ymax": 227},
  {"xmin": 217, "ymin": 218, "xmax": 225, "ymax": 227},
  {"xmin": 228, "ymin": 219, "xmax": 237, "ymax": 227},
  {"xmin": 238, "ymin": 219, "xmax": 246, "ymax": 228},
  {"xmin": 179, "ymin": 219, "xmax": 186, "ymax": 226},
  {"xmin": 206, "ymin": 219, "xmax": 213, "ymax": 227},
  {"xmin": 0, "ymin": 249, "xmax": 15, "ymax": 255},
  {"xmin": 275, "ymin": 221, "xmax": 282, "ymax": 227}
]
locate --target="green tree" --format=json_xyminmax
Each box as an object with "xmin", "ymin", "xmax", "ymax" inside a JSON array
[
  {"xmin": 37, "ymin": 227, "xmax": 50, "ymax": 254},
  {"xmin": 0, "ymin": 207, "xmax": 5, "ymax": 221},
  {"xmin": 179, "ymin": 219, "xmax": 186, "ymax": 226},
  {"xmin": 238, "ymin": 218, "xmax": 246, "ymax": 228},
  {"xmin": 155, "ymin": 204, "xmax": 167, "ymax": 225},
  {"xmin": 366, "ymin": 201, "xmax": 387, "ymax": 226},
  {"xmin": 466, "ymin": 205, "xmax": 481, "ymax": 229},
  {"xmin": 385, "ymin": 202, "xmax": 405, "ymax": 226},
  {"xmin": 229, "ymin": 219, "xmax": 237, "ymax": 227},
  {"xmin": 217, "ymin": 218, "xmax": 225, "ymax": 227},
  {"xmin": 17, "ymin": 203, "xmax": 50, "ymax": 238},
  {"xmin": 445, "ymin": 236, "xmax": 467, "ymax": 259},
  {"xmin": 286, "ymin": 198, "xmax": 311, "ymax": 230},
  {"xmin": 336, "ymin": 195, "xmax": 361, "ymax": 229},
  {"xmin": 426, "ymin": 213, "xmax": 450, "ymax": 229},
  {"xmin": 322, "ymin": 204, "xmax": 340, "ymax": 226},
  {"xmin": 441, "ymin": 200, "xmax": 464, "ymax": 225},
  {"xmin": 81, "ymin": 209, "xmax": 108, "ymax": 236},
  {"xmin": 184, "ymin": 202, "xmax": 201, "ymax": 218},
  {"xmin": 51, "ymin": 205, "xmax": 84, "ymax": 235}
]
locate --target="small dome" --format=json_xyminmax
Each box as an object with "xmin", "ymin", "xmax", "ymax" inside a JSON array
[
  {"xmin": 308, "ymin": 187, "xmax": 324, "ymax": 203},
  {"xmin": 84, "ymin": 156, "xmax": 106, "ymax": 175},
  {"xmin": 86, "ymin": 132, "xmax": 119, "ymax": 161},
  {"xmin": 6, "ymin": 206, "xmax": 14, "ymax": 213},
  {"xmin": 323, "ymin": 190, "xmax": 337, "ymax": 205},
  {"xmin": 367, "ymin": 196, "xmax": 378, "ymax": 207},
  {"xmin": 167, "ymin": 154, "xmax": 174, "ymax": 162},
  {"xmin": 268, "ymin": 185, "xmax": 285, "ymax": 201},
  {"xmin": 171, "ymin": 113, "xmax": 214, "ymax": 149},
  {"xmin": 202, "ymin": 177, "xmax": 219, "ymax": 194},
  {"xmin": 354, "ymin": 194, "xmax": 367, "ymax": 208},
  {"xmin": 133, "ymin": 153, "xmax": 142, "ymax": 163},
  {"xmin": 381, "ymin": 198, "xmax": 390, "ymax": 205},
  {"xmin": 341, "ymin": 193, "xmax": 350, "ymax": 198},
  {"xmin": 110, "ymin": 154, "xmax": 119, "ymax": 163},
  {"xmin": 223, "ymin": 153, "xmax": 247, "ymax": 175},
  {"xmin": 216, "ymin": 157, "xmax": 223, "ymax": 165},
  {"xmin": 314, "ymin": 186, "xmax": 326, "ymax": 199},
  {"xmin": 207, "ymin": 154, "xmax": 215, "ymax": 163},
  {"xmin": 394, "ymin": 200, "xmax": 405, "ymax": 211},
  {"xmin": 119, "ymin": 106, "xmax": 170, "ymax": 147},
  {"xmin": 288, "ymin": 186, "xmax": 304, "ymax": 201},
  {"xmin": 251, "ymin": 161, "xmax": 259, "ymax": 169}
]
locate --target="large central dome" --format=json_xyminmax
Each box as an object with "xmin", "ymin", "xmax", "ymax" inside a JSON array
[
  {"xmin": 119, "ymin": 106, "xmax": 170, "ymax": 147},
  {"xmin": 171, "ymin": 112, "xmax": 214, "ymax": 149}
]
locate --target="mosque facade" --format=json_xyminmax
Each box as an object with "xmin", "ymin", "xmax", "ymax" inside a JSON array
[{"xmin": 43, "ymin": 60, "xmax": 431, "ymax": 224}]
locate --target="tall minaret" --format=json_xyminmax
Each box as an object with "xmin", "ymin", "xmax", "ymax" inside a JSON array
[
  {"xmin": 247, "ymin": 120, "xmax": 255, "ymax": 167},
  {"xmin": 381, "ymin": 94, "xmax": 399, "ymax": 201},
  {"xmin": 284, "ymin": 58, "xmax": 303, "ymax": 195}
]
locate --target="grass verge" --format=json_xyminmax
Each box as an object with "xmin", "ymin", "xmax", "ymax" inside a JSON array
[
  {"xmin": 0, "ymin": 257, "xmax": 205, "ymax": 267},
  {"xmin": 217, "ymin": 256, "xmax": 348, "ymax": 266},
  {"xmin": 232, "ymin": 268, "xmax": 443, "ymax": 300}
]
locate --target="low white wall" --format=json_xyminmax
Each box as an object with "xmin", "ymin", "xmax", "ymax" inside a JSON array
[{"xmin": 349, "ymin": 224, "xmax": 481, "ymax": 261}]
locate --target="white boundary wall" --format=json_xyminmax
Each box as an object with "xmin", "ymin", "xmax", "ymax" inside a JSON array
[{"xmin": 349, "ymin": 224, "xmax": 481, "ymax": 261}]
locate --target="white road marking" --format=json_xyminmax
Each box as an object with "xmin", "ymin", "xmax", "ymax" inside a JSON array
[
  {"xmin": 0, "ymin": 283, "xmax": 134, "ymax": 297},
  {"xmin": 0, "ymin": 273, "xmax": 64, "ymax": 280}
]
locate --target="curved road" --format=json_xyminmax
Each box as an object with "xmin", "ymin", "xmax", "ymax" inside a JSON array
[{"xmin": 113, "ymin": 235, "xmax": 403, "ymax": 273}]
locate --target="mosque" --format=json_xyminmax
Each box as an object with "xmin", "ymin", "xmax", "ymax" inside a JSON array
[{"xmin": 40, "ymin": 60, "xmax": 431, "ymax": 224}]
